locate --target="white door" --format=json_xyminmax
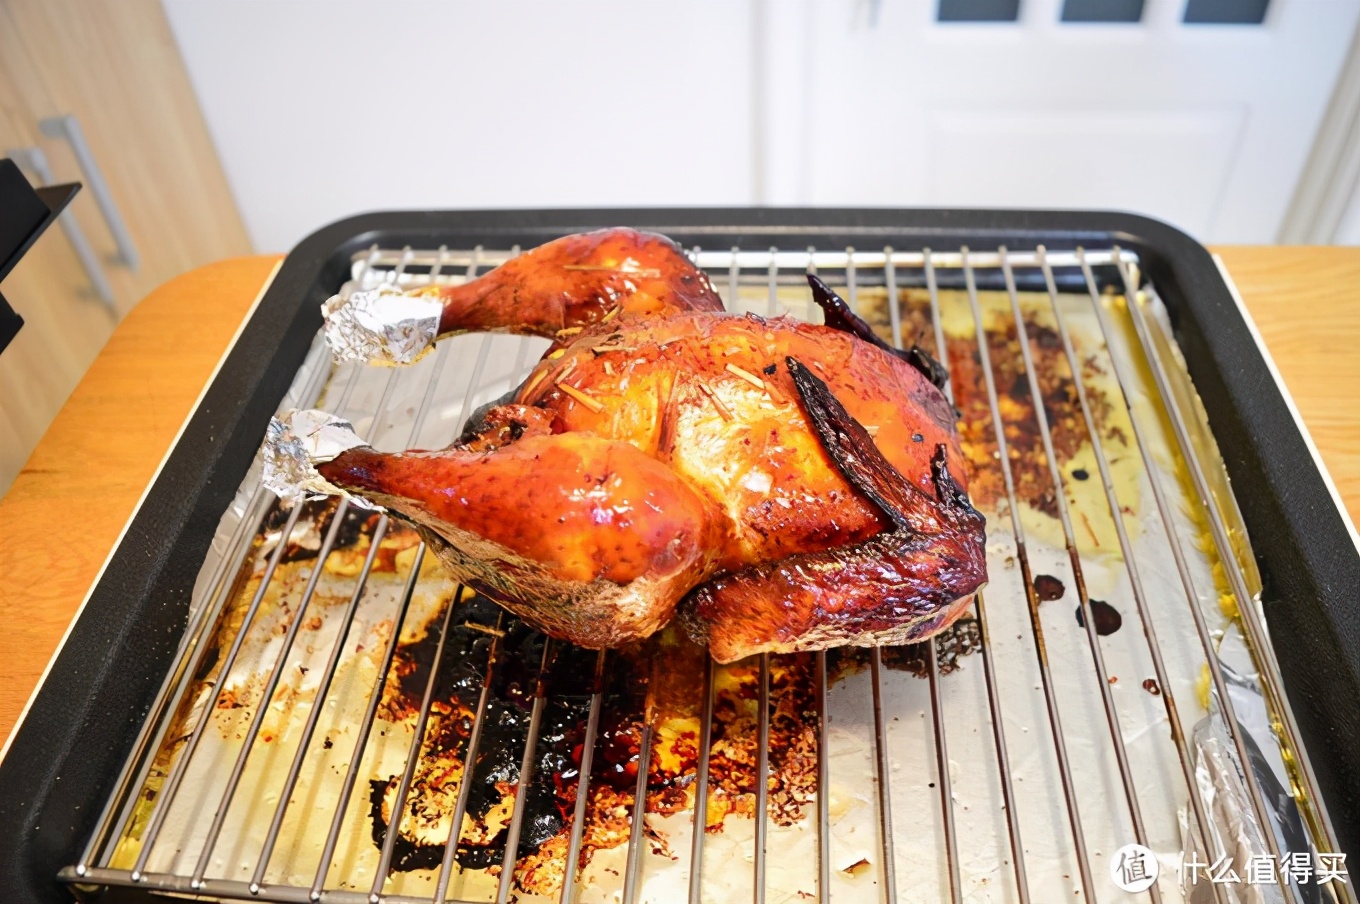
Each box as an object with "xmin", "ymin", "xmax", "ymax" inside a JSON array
[
  {"xmin": 756, "ymin": 0, "xmax": 1360, "ymax": 242},
  {"xmin": 165, "ymin": 0, "xmax": 1360, "ymax": 248}
]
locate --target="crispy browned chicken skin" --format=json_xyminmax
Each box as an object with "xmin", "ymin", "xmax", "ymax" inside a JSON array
[{"xmin": 317, "ymin": 229, "xmax": 986, "ymax": 662}]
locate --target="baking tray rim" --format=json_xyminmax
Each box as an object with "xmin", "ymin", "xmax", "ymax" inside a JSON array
[{"xmin": 2, "ymin": 207, "xmax": 1356, "ymax": 904}]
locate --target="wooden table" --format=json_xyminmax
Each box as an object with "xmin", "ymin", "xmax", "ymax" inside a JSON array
[{"xmin": 1, "ymin": 249, "xmax": 1357, "ymax": 747}]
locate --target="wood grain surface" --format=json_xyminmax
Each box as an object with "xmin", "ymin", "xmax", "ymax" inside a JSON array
[
  {"xmin": 0, "ymin": 0, "xmax": 252, "ymax": 493},
  {"xmin": 0, "ymin": 256, "xmax": 279, "ymax": 748},
  {"xmin": 0, "ymin": 248, "xmax": 1356, "ymax": 748}
]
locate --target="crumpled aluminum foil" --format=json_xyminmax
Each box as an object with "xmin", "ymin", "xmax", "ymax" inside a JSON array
[
  {"xmin": 1180, "ymin": 625, "xmax": 1335, "ymax": 904},
  {"xmin": 321, "ymin": 286, "xmax": 442, "ymax": 365},
  {"xmin": 261, "ymin": 408, "xmax": 381, "ymax": 509}
]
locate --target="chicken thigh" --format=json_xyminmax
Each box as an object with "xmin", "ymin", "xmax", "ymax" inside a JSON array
[{"xmin": 303, "ymin": 229, "xmax": 987, "ymax": 662}]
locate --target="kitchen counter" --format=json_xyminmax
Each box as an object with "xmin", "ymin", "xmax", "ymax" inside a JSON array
[{"xmin": 1, "ymin": 248, "xmax": 1356, "ymax": 747}]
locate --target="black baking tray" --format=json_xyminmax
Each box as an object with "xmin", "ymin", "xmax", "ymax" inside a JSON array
[{"xmin": 2, "ymin": 209, "xmax": 1356, "ymax": 903}]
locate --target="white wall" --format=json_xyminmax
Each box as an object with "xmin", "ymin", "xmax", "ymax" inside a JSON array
[
  {"xmin": 165, "ymin": 0, "xmax": 1360, "ymax": 253},
  {"xmin": 164, "ymin": 1, "xmax": 759, "ymax": 252}
]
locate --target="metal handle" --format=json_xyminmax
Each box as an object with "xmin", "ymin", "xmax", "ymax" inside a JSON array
[
  {"xmin": 5, "ymin": 146, "xmax": 116, "ymax": 308},
  {"xmin": 39, "ymin": 114, "xmax": 139, "ymax": 271}
]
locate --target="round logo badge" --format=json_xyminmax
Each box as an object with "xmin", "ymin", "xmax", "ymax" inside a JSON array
[{"xmin": 1111, "ymin": 843, "xmax": 1160, "ymax": 893}]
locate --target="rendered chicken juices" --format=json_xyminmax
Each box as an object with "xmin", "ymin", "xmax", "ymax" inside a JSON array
[{"xmin": 289, "ymin": 228, "xmax": 988, "ymax": 662}]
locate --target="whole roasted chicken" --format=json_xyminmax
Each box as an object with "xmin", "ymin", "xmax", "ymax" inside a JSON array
[{"xmin": 281, "ymin": 229, "xmax": 986, "ymax": 663}]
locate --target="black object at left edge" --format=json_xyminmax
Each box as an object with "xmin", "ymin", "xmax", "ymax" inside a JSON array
[{"xmin": 0, "ymin": 157, "xmax": 81, "ymax": 355}]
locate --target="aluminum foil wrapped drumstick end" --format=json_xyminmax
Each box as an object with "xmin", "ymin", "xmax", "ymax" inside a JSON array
[{"xmin": 284, "ymin": 228, "xmax": 987, "ymax": 660}]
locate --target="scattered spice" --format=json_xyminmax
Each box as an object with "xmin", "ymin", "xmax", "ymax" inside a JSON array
[
  {"xmin": 521, "ymin": 369, "xmax": 549, "ymax": 397},
  {"xmin": 696, "ymin": 380, "xmax": 734, "ymax": 421},
  {"xmin": 557, "ymin": 382, "xmax": 605, "ymax": 413},
  {"xmin": 725, "ymin": 362, "xmax": 766, "ymax": 390}
]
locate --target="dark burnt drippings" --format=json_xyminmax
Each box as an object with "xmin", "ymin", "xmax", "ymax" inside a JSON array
[
  {"xmin": 826, "ymin": 616, "xmax": 983, "ymax": 682},
  {"xmin": 367, "ymin": 604, "xmax": 840, "ymax": 894},
  {"xmin": 882, "ymin": 617, "xmax": 983, "ymax": 678},
  {"xmin": 1033, "ymin": 574, "xmax": 1065, "ymax": 602},
  {"xmin": 369, "ymin": 592, "xmax": 662, "ymax": 886},
  {"xmin": 368, "ymin": 593, "xmax": 504, "ymax": 872},
  {"xmin": 704, "ymin": 652, "xmax": 820, "ymax": 830},
  {"xmin": 858, "ymin": 287, "xmax": 1122, "ymax": 518},
  {"xmin": 1075, "ymin": 599, "xmax": 1123, "ymax": 636},
  {"xmin": 256, "ymin": 498, "xmax": 378, "ymax": 566}
]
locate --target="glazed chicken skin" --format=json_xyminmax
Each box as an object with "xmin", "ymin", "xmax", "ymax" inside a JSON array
[
  {"xmin": 314, "ymin": 229, "xmax": 987, "ymax": 662},
  {"xmin": 411, "ymin": 227, "xmax": 726, "ymax": 346}
]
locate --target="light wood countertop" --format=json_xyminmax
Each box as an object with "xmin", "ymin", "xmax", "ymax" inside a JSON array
[{"xmin": 1, "ymin": 248, "xmax": 1357, "ymax": 748}]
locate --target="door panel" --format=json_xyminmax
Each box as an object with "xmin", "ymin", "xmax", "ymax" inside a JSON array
[{"xmin": 760, "ymin": 0, "xmax": 1359, "ymax": 242}]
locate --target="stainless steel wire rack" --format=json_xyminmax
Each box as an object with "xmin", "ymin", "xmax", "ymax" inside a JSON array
[{"xmin": 59, "ymin": 240, "xmax": 1351, "ymax": 904}]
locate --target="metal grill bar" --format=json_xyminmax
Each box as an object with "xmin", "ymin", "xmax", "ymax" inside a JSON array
[
  {"xmin": 252, "ymin": 515, "xmax": 391, "ymax": 894},
  {"xmin": 557, "ymin": 650, "xmax": 607, "ymax": 904},
  {"xmin": 1103, "ymin": 251, "xmax": 1337, "ymax": 904},
  {"xmin": 496, "ymin": 640, "xmax": 557, "ymax": 904},
  {"xmin": 72, "ymin": 866, "xmax": 484, "ymax": 904},
  {"xmin": 1031, "ymin": 249, "xmax": 1229, "ymax": 900},
  {"xmin": 75, "ymin": 349, "xmax": 335, "ymax": 876},
  {"xmin": 728, "ymin": 247, "xmax": 740, "ymax": 311},
  {"xmin": 996, "ymin": 248, "xmax": 1166, "ymax": 904},
  {"xmin": 190, "ymin": 499, "xmax": 354, "ymax": 888},
  {"xmin": 77, "ymin": 483, "xmax": 271, "ymax": 876},
  {"xmin": 814, "ymin": 651, "xmax": 831, "ymax": 904},
  {"xmin": 622, "ymin": 723, "xmax": 656, "ymax": 904},
  {"xmin": 884, "ymin": 246, "xmax": 902, "ymax": 350},
  {"xmin": 434, "ymin": 615, "xmax": 504, "ymax": 904},
  {"xmin": 1116, "ymin": 251, "xmax": 1337, "ymax": 834},
  {"xmin": 310, "ymin": 539, "xmax": 424, "ymax": 900},
  {"xmin": 766, "ymin": 248, "xmax": 779, "ymax": 316},
  {"xmin": 845, "ymin": 247, "xmax": 859, "ymax": 316},
  {"xmin": 310, "ymin": 338, "xmax": 470, "ymax": 899},
  {"xmin": 923, "ymin": 247, "xmax": 1028, "ymax": 903},
  {"xmin": 356, "ymin": 246, "xmax": 1135, "ymax": 273},
  {"xmin": 754, "ymin": 653, "xmax": 771, "ymax": 904},
  {"xmin": 925, "ymin": 644, "xmax": 960, "ymax": 902},
  {"xmin": 868, "ymin": 648, "xmax": 898, "ymax": 904},
  {"xmin": 891, "ymin": 248, "xmax": 961, "ymax": 904},
  {"xmin": 369, "ymin": 558, "xmax": 457, "ymax": 903},
  {"xmin": 1091, "ymin": 253, "xmax": 1302, "ymax": 884},
  {"xmin": 257, "ymin": 323, "xmax": 458, "ymax": 893},
  {"xmin": 130, "ymin": 501, "xmax": 307, "ymax": 883},
  {"xmin": 960, "ymin": 247, "xmax": 1097, "ymax": 902},
  {"xmin": 65, "ymin": 238, "xmax": 1351, "ymax": 904},
  {"xmin": 687, "ymin": 659, "xmax": 716, "ymax": 904}
]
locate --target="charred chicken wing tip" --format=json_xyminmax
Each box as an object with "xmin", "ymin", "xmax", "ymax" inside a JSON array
[{"xmin": 804, "ymin": 273, "xmax": 950, "ymax": 391}]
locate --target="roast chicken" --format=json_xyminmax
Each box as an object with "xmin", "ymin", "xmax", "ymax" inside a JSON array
[{"xmin": 304, "ymin": 228, "xmax": 987, "ymax": 662}]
